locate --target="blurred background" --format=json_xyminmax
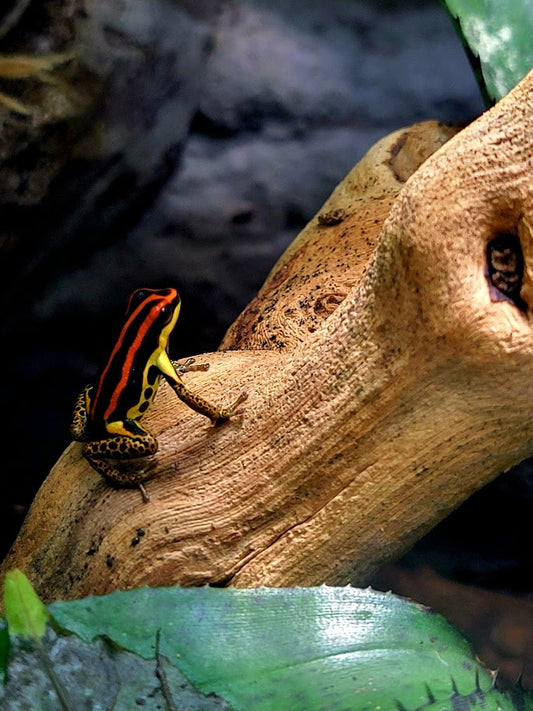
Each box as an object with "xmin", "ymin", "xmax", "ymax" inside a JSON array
[{"xmin": 1, "ymin": 0, "xmax": 531, "ymax": 685}]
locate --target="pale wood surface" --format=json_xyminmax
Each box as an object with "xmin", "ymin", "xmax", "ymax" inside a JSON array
[{"xmin": 2, "ymin": 73, "xmax": 532, "ymax": 603}]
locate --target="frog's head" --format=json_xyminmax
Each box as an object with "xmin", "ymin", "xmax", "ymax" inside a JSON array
[{"xmin": 126, "ymin": 288, "xmax": 181, "ymax": 350}]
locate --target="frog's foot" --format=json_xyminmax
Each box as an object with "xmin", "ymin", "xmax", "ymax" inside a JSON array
[
  {"xmin": 101, "ymin": 463, "xmax": 154, "ymax": 503},
  {"xmin": 212, "ymin": 391, "xmax": 248, "ymax": 424},
  {"xmin": 172, "ymin": 357, "xmax": 210, "ymax": 374},
  {"xmin": 84, "ymin": 447, "xmax": 157, "ymax": 503},
  {"xmin": 138, "ymin": 483, "xmax": 150, "ymax": 503}
]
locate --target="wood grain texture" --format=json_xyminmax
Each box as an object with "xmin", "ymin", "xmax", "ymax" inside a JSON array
[{"xmin": 2, "ymin": 74, "xmax": 532, "ymax": 603}]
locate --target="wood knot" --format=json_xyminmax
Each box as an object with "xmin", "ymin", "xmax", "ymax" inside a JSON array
[
  {"xmin": 487, "ymin": 234, "xmax": 527, "ymax": 311},
  {"xmin": 313, "ymin": 292, "xmax": 346, "ymax": 317},
  {"xmin": 318, "ymin": 208, "xmax": 346, "ymax": 226}
]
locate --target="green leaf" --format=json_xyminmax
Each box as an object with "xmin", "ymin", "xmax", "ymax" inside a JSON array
[
  {"xmin": 2, "ymin": 579, "xmax": 532, "ymax": 710},
  {"xmin": 442, "ymin": 0, "xmax": 533, "ymax": 102},
  {"xmin": 49, "ymin": 585, "xmax": 533, "ymax": 711},
  {"xmin": 3, "ymin": 570, "xmax": 49, "ymax": 640}
]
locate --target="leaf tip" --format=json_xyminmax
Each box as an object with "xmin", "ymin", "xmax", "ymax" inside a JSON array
[{"xmin": 3, "ymin": 570, "xmax": 49, "ymax": 639}]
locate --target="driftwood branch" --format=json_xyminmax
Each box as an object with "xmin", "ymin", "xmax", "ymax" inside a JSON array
[{"xmin": 2, "ymin": 72, "xmax": 532, "ymax": 603}]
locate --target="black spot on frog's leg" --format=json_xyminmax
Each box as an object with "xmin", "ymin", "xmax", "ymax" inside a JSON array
[
  {"xmin": 84, "ymin": 433, "xmax": 157, "ymax": 461},
  {"xmin": 144, "ymin": 387, "xmax": 153, "ymax": 400},
  {"xmin": 139, "ymin": 401, "xmax": 150, "ymax": 414},
  {"xmin": 85, "ymin": 454, "xmax": 156, "ymax": 488},
  {"xmin": 164, "ymin": 374, "xmax": 248, "ymax": 422},
  {"xmin": 147, "ymin": 365, "xmax": 159, "ymax": 386},
  {"xmin": 70, "ymin": 385, "xmax": 92, "ymax": 441}
]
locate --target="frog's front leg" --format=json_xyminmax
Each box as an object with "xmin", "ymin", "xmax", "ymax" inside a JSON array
[
  {"xmin": 164, "ymin": 374, "xmax": 248, "ymax": 423},
  {"xmin": 84, "ymin": 425, "xmax": 158, "ymax": 502},
  {"xmin": 172, "ymin": 357, "xmax": 210, "ymax": 375}
]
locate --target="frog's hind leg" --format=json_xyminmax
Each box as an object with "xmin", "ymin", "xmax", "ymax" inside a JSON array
[
  {"xmin": 84, "ymin": 434, "xmax": 158, "ymax": 502},
  {"xmin": 70, "ymin": 385, "xmax": 93, "ymax": 441}
]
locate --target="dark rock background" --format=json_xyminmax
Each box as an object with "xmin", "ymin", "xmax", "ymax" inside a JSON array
[{"xmin": 1, "ymin": 0, "xmax": 532, "ymax": 683}]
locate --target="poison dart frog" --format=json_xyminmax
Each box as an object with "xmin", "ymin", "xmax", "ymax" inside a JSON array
[{"xmin": 70, "ymin": 288, "xmax": 247, "ymax": 501}]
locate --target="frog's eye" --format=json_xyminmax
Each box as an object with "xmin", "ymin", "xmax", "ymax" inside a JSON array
[{"xmin": 160, "ymin": 303, "xmax": 173, "ymax": 324}]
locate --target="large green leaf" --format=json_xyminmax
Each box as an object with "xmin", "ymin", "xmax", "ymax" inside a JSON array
[
  {"xmin": 2, "ymin": 574, "xmax": 532, "ymax": 710},
  {"xmin": 443, "ymin": 0, "xmax": 533, "ymax": 102},
  {"xmin": 49, "ymin": 585, "xmax": 531, "ymax": 711}
]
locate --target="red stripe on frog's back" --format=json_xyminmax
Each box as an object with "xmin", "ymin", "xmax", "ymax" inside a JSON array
[{"xmin": 88, "ymin": 288, "xmax": 181, "ymax": 426}]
